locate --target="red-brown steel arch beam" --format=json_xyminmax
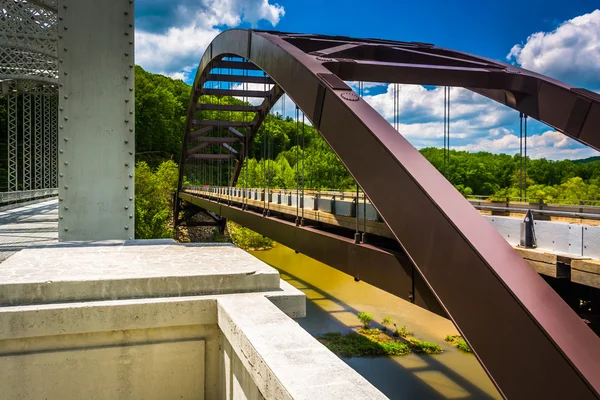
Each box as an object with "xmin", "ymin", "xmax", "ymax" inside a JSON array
[{"xmin": 179, "ymin": 29, "xmax": 600, "ymax": 399}]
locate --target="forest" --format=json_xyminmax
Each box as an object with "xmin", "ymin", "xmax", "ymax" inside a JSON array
[
  {"xmin": 132, "ymin": 67, "xmax": 600, "ymax": 206},
  {"xmin": 2, "ymin": 66, "xmax": 600, "ymax": 238}
]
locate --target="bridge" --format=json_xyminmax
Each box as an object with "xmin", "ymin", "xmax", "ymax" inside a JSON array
[
  {"xmin": 1, "ymin": 2, "xmax": 600, "ymax": 399},
  {"xmin": 173, "ymin": 30, "xmax": 600, "ymax": 398}
]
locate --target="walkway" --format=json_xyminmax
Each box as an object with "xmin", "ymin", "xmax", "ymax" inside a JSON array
[{"xmin": 0, "ymin": 199, "xmax": 58, "ymax": 262}]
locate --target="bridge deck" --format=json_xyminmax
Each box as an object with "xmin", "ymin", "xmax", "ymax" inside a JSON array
[
  {"xmin": 0, "ymin": 200, "xmax": 58, "ymax": 262},
  {"xmin": 181, "ymin": 188, "xmax": 600, "ymax": 290}
]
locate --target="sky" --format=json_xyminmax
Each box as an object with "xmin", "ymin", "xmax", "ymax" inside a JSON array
[{"xmin": 135, "ymin": 0, "xmax": 600, "ymax": 160}]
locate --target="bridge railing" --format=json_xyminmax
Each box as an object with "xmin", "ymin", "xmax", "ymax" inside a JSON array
[
  {"xmin": 183, "ymin": 185, "xmax": 600, "ymax": 221},
  {"xmin": 0, "ymin": 189, "xmax": 58, "ymax": 206}
]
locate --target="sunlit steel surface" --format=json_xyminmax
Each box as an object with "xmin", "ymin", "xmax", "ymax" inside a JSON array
[{"xmin": 175, "ymin": 30, "xmax": 600, "ymax": 398}]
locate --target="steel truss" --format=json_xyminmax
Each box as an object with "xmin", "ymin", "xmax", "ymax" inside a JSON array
[
  {"xmin": 0, "ymin": 0, "xmax": 58, "ymax": 83},
  {"xmin": 22, "ymin": 93, "xmax": 32, "ymax": 190},
  {"xmin": 7, "ymin": 91, "xmax": 18, "ymax": 191},
  {"xmin": 176, "ymin": 30, "xmax": 600, "ymax": 398}
]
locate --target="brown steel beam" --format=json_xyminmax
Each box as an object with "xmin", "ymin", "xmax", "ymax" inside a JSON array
[
  {"xmin": 189, "ymin": 126, "xmax": 214, "ymax": 138},
  {"xmin": 179, "ymin": 192, "xmax": 417, "ymax": 303},
  {"xmin": 194, "ymin": 136, "xmax": 240, "ymax": 143},
  {"xmin": 206, "ymin": 73, "xmax": 273, "ymax": 84},
  {"xmin": 211, "ymin": 60, "xmax": 261, "ymax": 70},
  {"xmin": 187, "ymin": 153, "xmax": 235, "ymax": 160},
  {"xmin": 222, "ymin": 143, "xmax": 238, "ymax": 156},
  {"xmin": 192, "ymin": 120, "xmax": 254, "ymax": 127},
  {"xmin": 201, "ymin": 88, "xmax": 270, "ymax": 98},
  {"xmin": 177, "ymin": 29, "xmax": 600, "ymax": 398},
  {"xmin": 196, "ymin": 103, "xmax": 263, "ymax": 112}
]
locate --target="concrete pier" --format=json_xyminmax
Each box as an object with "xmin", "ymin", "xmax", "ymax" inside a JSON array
[{"xmin": 0, "ymin": 241, "xmax": 387, "ymax": 399}]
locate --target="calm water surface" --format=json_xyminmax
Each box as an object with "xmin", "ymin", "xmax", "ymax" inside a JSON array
[{"xmin": 251, "ymin": 244, "xmax": 501, "ymax": 400}]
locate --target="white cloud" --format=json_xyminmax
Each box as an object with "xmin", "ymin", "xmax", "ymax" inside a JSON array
[
  {"xmin": 507, "ymin": 9, "xmax": 600, "ymax": 90},
  {"xmin": 454, "ymin": 130, "xmax": 598, "ymax": 159},
  {"xmin": 135, "ymin": 0, "xmax": 285, "ymax": 80}
]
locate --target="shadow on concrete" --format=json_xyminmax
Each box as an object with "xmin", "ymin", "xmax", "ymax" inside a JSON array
[{"xmin": 277, "ymin": 269, "xmax": 498, "ymax": 400}]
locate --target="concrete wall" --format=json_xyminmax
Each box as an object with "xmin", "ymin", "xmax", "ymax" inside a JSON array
[{"xmin": 0, "ymin": 242, "xmax": 385, "ymax": 400}]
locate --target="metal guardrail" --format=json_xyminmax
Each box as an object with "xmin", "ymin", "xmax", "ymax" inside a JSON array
[
  {"xmin": 185, "ymin": 186, "xmax": 600, "ymax": 221},
  {"xmin": 0, "ymin": 189, "xmax": 58, "ymax": 205},
  {"xmin": 184, "ymin": 186, "xmax": 600, "ymax": 259}
]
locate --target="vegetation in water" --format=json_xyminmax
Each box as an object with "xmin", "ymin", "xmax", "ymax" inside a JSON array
[
  {"xmin": 318, "ymin": 331, "xmax": 410, "ymax": 357},
  {"xmin": 227, "ymin": 221, "xmax": 273, "ymax": 251},
  {"xmin": 381, "ymin": 316, "xmax": 392, "ymax": 331},
  {"xmin": 405, "ymin": 337, "xmax": 443, "ymax": 354},
  {"xmin": 320, "ymin": 314, "xmax": 443, "ymax": 358},
  {"xmin": 357, "ymin": 312, "xmax": 373, "ymax": 329},
  {"xmin": 445, "ymin": 334, "xmax": 473, "ymax": 353}
]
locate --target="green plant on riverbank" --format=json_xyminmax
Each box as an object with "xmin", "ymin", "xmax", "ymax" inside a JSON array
[
  {"xmin": 381, "ymin": 316, "xmax": 392, "ymax": 331},
  {"xmin": 320, "ymin": 315, "xmax": 443, "ymax": 358},
  {"xmin": 405, "ymin": 337, "xmax": 443, "ymax": 354},
  {"xmin": 357, "ymin": 312, "xmax": 373, "ymax": 329},
  {"xmin": 227, "ymin": 221, "xmax": 273, "ymax": 251},
  {"xmin": 319, "ymin": 331, "xmax": 410, "ymax": 357},
  {"xmin": 445, "ymin": 334, "xmax": 472, "ymax": 353}
]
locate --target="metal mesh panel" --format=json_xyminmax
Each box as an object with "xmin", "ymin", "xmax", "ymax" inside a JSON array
[
  {"xmin": 0, "ymin": 0, "xmax": 58, "ymax": 83},
  {"xmin": 7, "ymin": 93, "xmax": 18, "ymax": 191},
  {"xmin": 50, "ymin": 93, "xmax": 57, "ymax": 187},
  {"xmin": 43, "ymin": 94, "xmax": 50, "ymax": 188},
  {"xmin": 34, "ymin": 93, "xmax": 43, "ymax": 189},
  {"xmin": 22, "ymin": 93, "xmax": 32, "ymax": 190}
]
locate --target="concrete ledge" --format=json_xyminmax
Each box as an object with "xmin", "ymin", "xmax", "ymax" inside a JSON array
[
  {"xmin": 0, "ymin": 242, "xmax": 280, "ymax": 305},
  {"xmin": 0, "ymin": 283, "xmax": 305, "ymax": 341},
  {"xmin": 218, "ymin": 296, "xmax": 387, "ymax": 399}
]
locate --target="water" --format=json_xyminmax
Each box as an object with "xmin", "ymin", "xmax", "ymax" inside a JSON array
[{"xmin": 251, "ymin": 244, "xmax": 501, "ymax": 400}]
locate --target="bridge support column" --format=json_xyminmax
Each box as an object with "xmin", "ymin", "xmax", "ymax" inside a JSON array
[{"xmin": 57, "ymin": 0, "xmax": 135, "ymax": 241}]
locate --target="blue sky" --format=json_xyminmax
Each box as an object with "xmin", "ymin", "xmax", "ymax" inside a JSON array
[{"xmin": 135, "ymin": 0, "xmax": 600, "ymax": 160}]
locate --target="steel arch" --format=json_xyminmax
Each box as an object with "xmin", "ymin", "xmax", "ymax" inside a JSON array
[{"xmin": 177, "ymin": 29, "xmax": 600, "ymax": 398}]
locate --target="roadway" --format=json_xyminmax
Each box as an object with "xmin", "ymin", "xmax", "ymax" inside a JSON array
[{"xmin": 0, "ymin": 199, "xmax": 58, "ymax": 262}]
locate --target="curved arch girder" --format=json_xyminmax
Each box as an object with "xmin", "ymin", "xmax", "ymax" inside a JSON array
[{"xmin": 178, "ymin": 29, "xmax": 600, "ymax": 399}]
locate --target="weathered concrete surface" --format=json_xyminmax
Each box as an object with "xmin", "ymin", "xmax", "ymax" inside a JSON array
[
  {"xmin": 0, "ymin": 241, "xmax": 386, "ymax": 399},
  {"xmin": 0, "ymin": 199, "xmax": 57, "ymax": 262},
  {"xmin": 218, "ymin": 296, "xmax": 388, "ymax": 399},
  {"xmin": 0, "ymin": 242, "xmax": 280, "ymax": 305}
]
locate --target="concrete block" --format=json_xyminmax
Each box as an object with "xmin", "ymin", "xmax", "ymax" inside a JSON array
[
  {"xmin": 0, "ymin": 339, "xmax": 205, "ymax": 400},
  {"xmin": 218, "ymin": 296, "xmax": 387, "ymax": 400},
  {"xmin": 0, "ymin": 243, "xmax": 280, "ymax": 305}
]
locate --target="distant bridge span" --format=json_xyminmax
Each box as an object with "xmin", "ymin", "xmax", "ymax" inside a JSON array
[{"xmin": 175, "ymin": 29, "xmax": 600, "ymax": 398}]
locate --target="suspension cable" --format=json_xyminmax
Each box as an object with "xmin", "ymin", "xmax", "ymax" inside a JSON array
[
  {"xmin": 524, "ymin": 114, "xmax": 528, "ymax": 201},
  {"xmin": 295, "ymin": 105, "xmax": 300, "ymax": 225},
  {"xmin": 263, "ymin": 71, "xmax": 267, "ymax": 215},
  {"xmin": 355, "ymin": 81, "xmax": 363, "ymax": 243},
  {"xmin": 519, "ymin": 112, "xmax": 523, "ymax": 200},
  {"xmin": 244, "ymin": 60, "xmax": 249, "ymax": 210},
  {"xmin": 301, "ymin": 110, "xmax": 305, "ymax": 224}
]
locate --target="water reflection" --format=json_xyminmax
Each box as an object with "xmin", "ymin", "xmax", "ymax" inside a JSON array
[{"xmin": 251, "ymin": 244, "xmax": 501, "ymax": 400}]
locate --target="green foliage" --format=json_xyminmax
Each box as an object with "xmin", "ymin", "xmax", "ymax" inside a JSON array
[
  {"xmin": 393, "ymin": 324, "xmax": 413, "ymax": 337},
  {"xmin": 135, "ymin": 66, "xmax": 190, "ymax": 167},
  {"xmin": 134, "ymin": 160, "xmax": 178, "ymax": 239},
  {"xmin": 405, "ymin": 337, "xmax": 443, "ymax": 354},
  {"xmin": 227, "ymin": 221, "xmax": 273, "ymax": 251},
  {"xmin": 319, "ymin": 332, "xmax": 410, "ymax": 357},
  {"xmin": 357, "ymin": 312, "xmax": 373, "ymax": 329},
  {"xmin": 381, "ymin": 316, "xmax": 392, "ymax": 331},
  {"xmin": 456, "ymin": 339, "xmax": 472, "ymax": 353},
  {"xmin": 132, "ymin": 67, "xmax": 600, "ymax": 205},
  {"xmin": 445, "ymin": 334, "xmax": 472, "ymax": 353}
]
